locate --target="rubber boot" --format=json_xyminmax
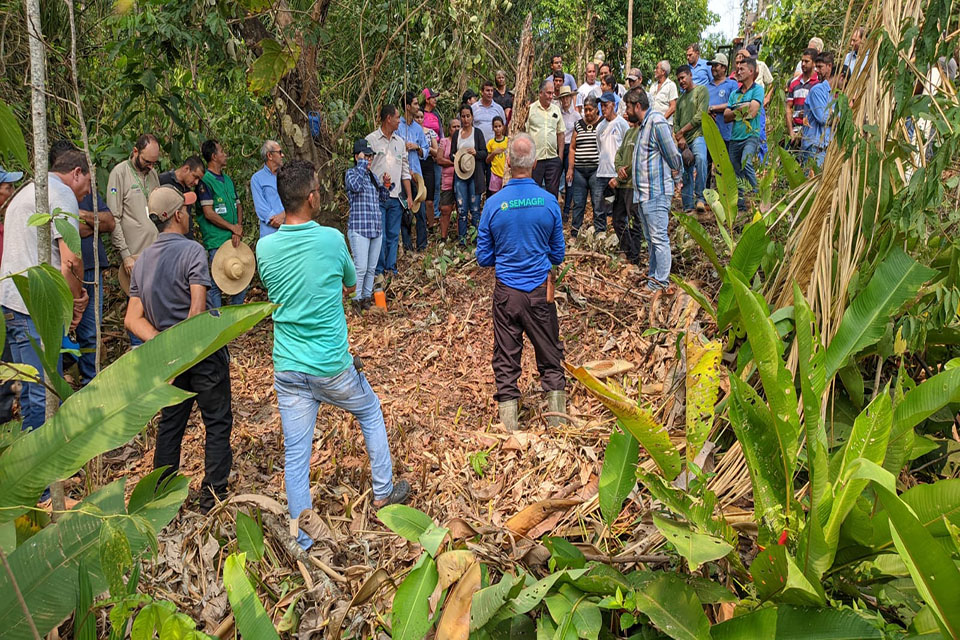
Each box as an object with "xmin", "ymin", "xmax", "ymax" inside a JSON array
[
  {"xmin": 545, "ymin": 390, "xmax": 566, "ymax": 427},
  {"xmin": 499, "ymin": 399, "xmax": 519, "ymax": 431}
]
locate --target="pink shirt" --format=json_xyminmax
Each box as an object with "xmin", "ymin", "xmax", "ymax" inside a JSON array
[
  {"xmin": 422, "ymin": 110, "xmax": 443, "ymax": 140},
  {"xmin": 439, "ymin": 138, "xmax": 454, "ymax": 191}
]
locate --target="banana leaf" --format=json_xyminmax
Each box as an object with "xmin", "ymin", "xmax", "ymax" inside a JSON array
[
  {"xmin": 885, "ymin": 366, "xmax": 960, "ymax": 474},
  {"xmin": 712, "ymin": 604, "xmax": 883, "ymax": 639},
  {"xmin": 0, "ymin": 303, "xmax": 274, "ymax": 523},
  {"xmin": 223, "ymin": 553, "xmax": 280, "ymax": 640},
  {"xmin": 0, "ymin": 470, "xmax": 188, "ymax": 639},
  {"xmin": 684, "ymin": 334, "xmax": 722, "ymax": 465}
]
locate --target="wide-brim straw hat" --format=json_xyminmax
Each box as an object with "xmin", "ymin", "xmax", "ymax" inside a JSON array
[
  {"xmin": 557, "ymin": 85, "xmax": 575, "ymax": 98},
  {"xmin": 118, "ymin": 254, "xmax": 139, "ymax": 295},
  {"xmin": 211, "ymin": 240, "xmax": 256, "ymax": 295},
  {"xmin": 454, "ymin": 148, "xmax": 475, "ymax": 181},
  {"xmin": 411, "ymin": 173, "xmax": 426, "ymax": 212}
]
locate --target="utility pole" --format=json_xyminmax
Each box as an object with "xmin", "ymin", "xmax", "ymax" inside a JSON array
[{"xmin": 625, "ymin": 0, "xmax": 634, "ymax": 72}]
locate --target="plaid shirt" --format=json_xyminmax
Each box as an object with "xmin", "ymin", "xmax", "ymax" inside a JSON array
[
  {"xmin": 345, "ymin": 159, "xmax": 387, "ymax": 238},
  {"xmin": 632, "ymin": 108, "xmax": 683, "ymax": 202}
]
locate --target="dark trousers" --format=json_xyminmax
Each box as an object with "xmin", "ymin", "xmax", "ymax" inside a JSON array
[
  {"xmin": 0, "ymin": 337, "xmax": 15, "ymax": 424},
  {"xmin": 612, "ymin": 189, "xmax": 643, "ymax": 264},
  {"xmin": 561, "ymin": 144, "xmax": 573, "ymax": 220},
  {"xmin": 492, "ymin": 279, "xmax": 565, "ymax": 402},
  {"xmin": 532, "ymin": 157, "xmax": 563, "ymax": 198},
  {"xmin": 154, "ymin": 347, "xmax": 233, "ymax": 497}
]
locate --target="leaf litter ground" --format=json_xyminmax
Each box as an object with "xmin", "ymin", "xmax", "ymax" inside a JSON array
[{"xmin": 69, "ymin": 226, "xmax": 750, "ymax": 638}]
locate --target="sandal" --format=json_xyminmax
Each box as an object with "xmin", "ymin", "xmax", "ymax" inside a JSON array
[{"xmin": 373, "ymin": 479, "xmax": 411, "ymax": 509}]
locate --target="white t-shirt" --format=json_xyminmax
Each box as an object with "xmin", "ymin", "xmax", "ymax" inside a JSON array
[
  {"xmin": 649, "ymin": 79, "xmax": 679, "ymax": 124},
  {"xmin": 595, "ymin": 116, "xmax": 630, "ymax": 178},
  {"xmin": 561, "ymin": 106, "xmax": 579, "ymax": 145},
  {"xmin": 458, "ymin": 128, "xmax": 476, "ymax": 152},
  {"xmin": 1, "ymin": 174, "xmax": 80, "ymax": 314},
  {"xmin": 576, "ymin": 81, "xmax": 601, "ymax": 108}
]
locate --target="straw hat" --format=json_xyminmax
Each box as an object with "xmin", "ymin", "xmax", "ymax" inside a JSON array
[
  {"xmin": 211, "ymin": 240, "xmax": 256, "ymax": 295},
  {"xmin": 557, "ymin": 85, "xmax": 574, "ymax": 99},
  {"xmin": 454, "ymin": 148, "xmax": 475, "ymax": 181},
  {"xmin": 118, "ymin": 254, "xmax": 139, "ymax": 295},
  {"xmin": 411, "ymin": 173, "xmax": 427, "ymax": 212}
]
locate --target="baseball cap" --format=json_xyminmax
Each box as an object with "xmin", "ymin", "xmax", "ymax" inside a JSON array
[
  {"xmin": 423, "ymin": 88, "xmax": 438, "ymax": 100},
  {"xmin": 353, "ymin": 138, "xmax": 375, "ymax": 155},
  {"xmin": 148, "ymin": 185, "xmax": 195, "ymax": 222},
  {"xmin": 0, "ymin": 166, "xmax": 23, "ymax": 183},
  {"xmin": 626, "ymin": 68, "xmax": 642, "ymax": 81},
  {"xmin": 599, "ymin": 91, "xmax": 618, "ymax": 104},
  {"xmin": 710, "ymin": 53, "xmax": 729, "ymax": 67}
]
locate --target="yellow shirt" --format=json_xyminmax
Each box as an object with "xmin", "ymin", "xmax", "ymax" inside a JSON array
[
  {"xmin": 526, "ymin": 100, "xmax": 565, "ymax": 160},
  {"xmin": 486, "ymin": 136, "xmax": 509, "ymax": 177}
]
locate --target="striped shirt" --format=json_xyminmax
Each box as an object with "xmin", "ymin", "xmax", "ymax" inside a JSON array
[
  {"xmin": 573, "ymin": 119, "xmax": 600, "ymax": 168},
  {"xmin": 345, "ymin": 159, "xmax": 387, "ymax": 238},
  {"xmin": 632, "ymin": 109, "xmax": 683, "ymax": 202}
]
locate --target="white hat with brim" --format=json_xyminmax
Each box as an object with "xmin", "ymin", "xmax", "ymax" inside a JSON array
[
  {"xmin": 454, "ymin": 148, "xmax": 475, "ymax": 181},
  {"xmin": 411, "ymin": 173, "xmax": 426, "ymax": 212},
  {"xmin": 0, "ymin": 168, "xmax": 24, "ymax": 183},
  {"xmin": 211, "ymin": 240, "xmax": 256, "ymax": 296}
]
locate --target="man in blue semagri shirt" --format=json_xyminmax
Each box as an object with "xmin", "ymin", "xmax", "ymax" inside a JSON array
[
  {"xmin": 476, "ymin": 133, "xmax": 566, "ymax": 432},
  {"xmin": 250, "ymin": 139, "xmax": 286, "ymax": 238}
]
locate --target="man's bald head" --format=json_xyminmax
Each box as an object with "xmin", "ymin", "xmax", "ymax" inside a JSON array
[{"xmin": 507, "ymin": 133, "xmax": 537, "ymax": 177}]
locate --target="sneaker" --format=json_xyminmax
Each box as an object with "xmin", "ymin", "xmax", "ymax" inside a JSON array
[
  {"xmin": 360, "ymin": 298, "xmax": 373, "ymax": 311},
  {"xmin": 695, "ymin": 201, "xmax": 707, "ymax": 212},
  {"xmin": 373, "ymin": 479, "xmax": 411, "ymax": 509}
]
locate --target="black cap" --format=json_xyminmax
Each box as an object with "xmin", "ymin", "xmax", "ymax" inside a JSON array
[{"xmin": 353, "ymin": 138, "xmax": 374, "ymax": 155}]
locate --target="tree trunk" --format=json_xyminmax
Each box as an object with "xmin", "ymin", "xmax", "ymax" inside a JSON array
[
  {"xmin": 625, "ymin": 0, "xmax": 634, "ymax": 72},
  {"xmin": 504, "ymin": 13, "xmax": 534, "ymax": 183},
  {"xmin": 26, "ymin": 0, "xmax": 65, "ymax": 516}
]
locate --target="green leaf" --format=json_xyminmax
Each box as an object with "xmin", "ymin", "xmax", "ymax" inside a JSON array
[
  {"xmin": 565, "ymin": 363, "xmax": 681, "ymax": 480},
  {"xmin": 0, "ymin": 473, "xmax": 188, "ymax": 639},
  {"xmin": 0, "ymin": 100, "xmax": 28, "ymax": 170},
  {"xmin": 684, "ymin": 335, "xmax": 722, "ymax": 465},
  {"xmin": 500, "ymin": 571, "xmax": 569, "ymax": 617},
  {"xmin": 885, "ymin": 366, "xmax": 960, "ymax": 474},
  {"xmin": 131, "ymin": 601, "xmax": 177, "ymax": 640},
  {"xmin": 74, "ymin": 560, "xmax": 96, "ymax": 640},
  {"xmin": 824, "ymin": 248, "xmax": 936, "ymax": 379},
  {"xmin": 633, "ymin": 574, "xmax": 711, "ymax": 640},
  {"xmin": 750, "ymin": 544, "xmax": 825, "ymax": 606},
  {"xmin": 729, "ymin": 272, "xmax": 801, "ymax": 521},
  {"xmin": 99, "ymin": 519, "xmax": 133, "ymax": 598},
  {"xmin": 670, "ymin": 276, "xmax": 717, "ymax": 321},
  {"xmin": 391, "ymin": 558, "xmax": 438, "ymax": 639},
  {"xmin": 598, "ymin": 428, "xmax": 639, "ymax": 526},
  {"xmin": 834, "ymin": 391, "xmax": 893, "ymax": 482},
  {"xmin": 712, "ymin": 604, "xmax": 883, "ymax": 639},
  {"xmin": 701, "ymin": 114, "xmax": 738, "ymax": 222},
  {"xmin": 567, "ymin": 563, "xmax": 630, "ymax": 595},
  {"xmin": 377, "ymin": 504, "xmax": 435, "ymax": 545},
  {"xmin": 653, "ymin": 514, "xmax": 733, "ymax": 571},
  {"xmin": 418, "ymin": 523, "xmax": 449, "ymax": 557},
  {"xmin": 822, "ymin": 458, "xmax": 897, "ymax": 568},
  {"xmin": 0, "ymin": 303, "xmax": 274, "ymax": 523},
  {"xmin": 716, "ymin": 221, "xmax": 770, "ymax": 324},
  {"xmin": 675, "ymin": 213, "xmax": 723, "ymax": 274},
  {"xmin": 543, "ymin": 537, "xmax": 586, "ymax": 570},
  {"xmin": 223, "ymin": 553, "xmax": 280, "ymax": 640},
  {"xmin": 876, "ymin": 486, "xmax": 960, "ymax": 638},
  {"xmin": 471, "ymin": 571, "xmax": 523, "ymax": 630},
  {"xmin": 236, "ymin": 511, "xmax": 264, "ymax": 562},
  {"xmin": 54, "ymin": 217, "xmax": 82, "ymax": 257},
  {"xmin": 13, "ymin": 265, "xmax": 73, "ymax": 400},
  {"xmin": 544, "ymin": 584, "xmax": 601, "ymax": 640},
  {"xmin": 26, "ymin": 213, "xmax": 52, "ymax": 227},
  {"xmin": 248, "ymin": 39, "xmax": 301, "ymax": 94},
  {"xmin": 776, "ymin": 145, "xmax": 807, "ymax": 189}
]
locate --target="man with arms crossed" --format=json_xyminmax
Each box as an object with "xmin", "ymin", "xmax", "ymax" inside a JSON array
[{"xmin": 257, "ymin": 160, "xmax": 410, "ymax": 550}]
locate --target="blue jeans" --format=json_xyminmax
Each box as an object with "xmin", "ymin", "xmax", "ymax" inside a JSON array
[
  {"xmin": 571, "ymin": 166, "xmax": 605, "ymax": 235},
  {"xmin": 729, "ymin": 137, "xmax": 759, "ymax": 210},
  {"xmin": 76, "ymin": 270, "xmax": 103, "ymax": 385},
  {"xmin": 274, "ymin": 365, "xmax": 394, "ymax": 549},
  {"xmin": 348, "ymin": 231, "xmax": 383, "ymax": 300},
  {"xmin": 561, "ymin": 144, "xmax": 573, "ymax": 220},
  {"xmin": 638, "ymin": 194, "xmax": 672, "ymax": 289},
  {"xmin": 2, "ymin": 307, "xmax": 53, "ymax": 430},
  {"xmin": 376, "ymin": 198, "xmax": 402, "ymax": 275},
  {"xmin": 414, "ymin": 206, "xmax": 428, "ymax": 251},
  {"xmin": 433, "ymin": 163, "xmax": 443, "ymax": 204},
  {"xmin": 681, "ymin": 136, "xmax": 708, "ymax": 210},
  {"xmin": 207, "ymin": 248, "xmax": 248, "ymax": 308},
  {"xmin": 454, "ymin": 177, "xmax": 481, "ymax": 242}
]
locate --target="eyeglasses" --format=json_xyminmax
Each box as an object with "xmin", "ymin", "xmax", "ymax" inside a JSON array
[{"xmin": 271, "ymin": 149, "xmax": 284, "ymax": 156}]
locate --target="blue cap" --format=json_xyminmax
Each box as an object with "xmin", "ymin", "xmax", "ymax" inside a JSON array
[
  {"xmin": 0, "ymin": 166, "xmax": 23, "ymax": 183},
  {"xmin": 599, "ymin": 91, "xmax": 617, "ymax": 104}
]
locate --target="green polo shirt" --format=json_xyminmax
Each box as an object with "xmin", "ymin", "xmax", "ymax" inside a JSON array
[
  {"xmin": 614, "ymin": 125, "xmax": 640, "ymax": 190},
  {"xmin": 675, "ymin": 85, "xmax": 708, "ymax": 140},
  {"xmin": 197, "ymin": 170, "xmax": 240, "ymax": 250}
]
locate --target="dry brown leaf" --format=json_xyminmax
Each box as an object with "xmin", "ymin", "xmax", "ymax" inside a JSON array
[
  {"xmin": 329, "ymin": 568, "xmax": 394, "ymax": 640},
  {"xmin": 436, "ymin": 550, "xmax": 477, "ymax": 590},
  {"xmin": 225, "ymin": 493, "xmax": 287, "ymax": 516},
  {"xmin": 446, "ymin": 518, "xmax": 481, "ymax": 540},
  {"xmin": 505, "ymin": 499, "xmax": 581, "ymax": 537},
  {"xmin": 435, "ymin": 562, "xmax": 481, "ymax": 640},
  {"xmin": 469, "ymin": 477, "xmax": 504, "ymax": 501}
]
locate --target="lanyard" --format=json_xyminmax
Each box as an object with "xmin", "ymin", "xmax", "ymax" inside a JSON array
[{"xmin": 128, "ymin": 160, "xmax": 151, "ymax": 220}]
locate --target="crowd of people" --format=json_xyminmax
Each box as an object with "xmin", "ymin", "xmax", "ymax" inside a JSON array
[{"xmin": 0, "ymin": 35, "xmax": 858, "ymax": 543}]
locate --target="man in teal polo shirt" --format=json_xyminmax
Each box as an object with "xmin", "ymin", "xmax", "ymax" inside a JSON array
[
  {"xmin": 257, "ymin": 159, "xmax": 410, "ymax": 550},
  {"xmin": 724, "ymin": 58, "xmax": 765, "ymax": 210},
  {"xmin": 197, "ymin": 139, "xmax": 246, "ymax": 307}
]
